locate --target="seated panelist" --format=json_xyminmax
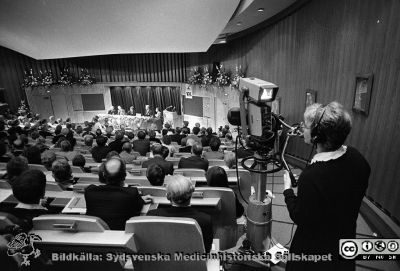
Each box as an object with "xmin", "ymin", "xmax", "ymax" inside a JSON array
[
  {"xmin": 85, "ymin": 158, "xmax": 153, "ymax": 230},
  {"xmin": 127, "ymin": 106, "xmax": 136, "ymax": 115},
  {"xmin": 108, "ymin": 106, "xmax": 117, "ymax": 115},
  {"xmin": 144, "ymin": 105, "xmax": 153, "ymax": 117},
  {"xmin": 117, "ymin": 106, "xmax": 126, "ymax": 115}
]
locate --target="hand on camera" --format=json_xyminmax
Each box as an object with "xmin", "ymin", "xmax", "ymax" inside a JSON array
[{"xmin": 283, "ymin": 170, "xmax": 292, "ymax": 191}]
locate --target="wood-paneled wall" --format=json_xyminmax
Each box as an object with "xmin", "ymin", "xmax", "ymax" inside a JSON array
[
  {"xmin": 188, "ymin": 0, "xmax": 400, "ymax": 223},
  {"xmin": 0, "ymin": 47, "xmax": 186, "ymax": 110}
]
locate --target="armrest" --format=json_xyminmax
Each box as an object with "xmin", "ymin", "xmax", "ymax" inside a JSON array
[{"xmin": 207, "ymin": 239, "xmax": 220, "ymax": 271}]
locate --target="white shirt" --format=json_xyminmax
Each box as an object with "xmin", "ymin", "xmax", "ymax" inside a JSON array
[{"xmin": 310, "ymin": 145, "xmax": 347, "ymax": 164}]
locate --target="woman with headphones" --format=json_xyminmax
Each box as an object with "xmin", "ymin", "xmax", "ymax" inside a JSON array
[{"xmin": 283, "ymin": 102, "xmax": 370, "ymax": 271}]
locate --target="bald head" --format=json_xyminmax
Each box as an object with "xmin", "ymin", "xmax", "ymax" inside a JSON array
[
  {"xmin": 61, "ymin": 128, "xmax": 69, "ymax": 136},
  {"xmin": 122, "ymin": 142, "xmax": 132, "ymax": 153},
  {"xmin": 103, "ymin": 158, "xmax": 126, "ymax": 185}
]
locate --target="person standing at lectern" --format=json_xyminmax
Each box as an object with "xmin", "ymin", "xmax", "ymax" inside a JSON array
[
  {"xmin": 283, "ymin": 102, "xmax": 370, "ymax": 271},
  {"xmin": 127, "ymin": 106, "xmax": 136, "ymax": 115},
  {"xmin": 144, "ymin": 105, "xmax": 153, "ymax": 117},
  {"xmin": 117, "ymin": 106, "xmax": 125, "ymax": 115}
]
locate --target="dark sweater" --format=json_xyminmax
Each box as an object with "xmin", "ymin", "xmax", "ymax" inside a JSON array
[
  {"xmin": 284, "ymin": 146, "xmax": 370, "ymax": 271},
  {"xmin": 85, "ymin": 185, "xmax": 144, "ymax": 230}
]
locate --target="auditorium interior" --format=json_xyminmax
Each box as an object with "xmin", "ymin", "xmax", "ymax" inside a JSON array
[{"xmin": 0, "ymin": 0, "xmax": 399, "ymax": 270}]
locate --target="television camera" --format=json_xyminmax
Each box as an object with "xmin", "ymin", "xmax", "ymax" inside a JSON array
[{"xmin": 227, "ymin": 77, "xmax": 302, "ymax": 256}]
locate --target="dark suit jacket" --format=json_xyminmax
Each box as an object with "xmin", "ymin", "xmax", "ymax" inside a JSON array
[
  {"xmin": 147, "ymin": 206, "xmax": 213, "ymax": 252},
  {"xmin": 179, "ymin": 145, "xmax": 192, "ymax": 153},
  {"xmin": 142, "ymin": 156, "xmax": 174, "ymax": 175},
  {"xmin": 0, "ymin": 207, "xmax": 51, "ymax": 232},
  {"xmin": 201, "ymin": 135, "xmax": 214, "ymax": 147},
  {"xmin": 85, "ymin": 184, "xmax": 144, "ymax": 230},
  {"xmin": 133, "ymin": 139, "xmax": 150, "ymax": 156},
  {"xmin": 170, "ymin": 134, "xmax": 185, "ymax": 145},
  {"xmin": 178, "ymin": 156, "xmax": 209, "ymax": 171},
  {"xmin": 91, "ymin": 145, "xmax": 112, "ymax": 162},
  {"xmin": 108, "ymin": 139, "xmax": 124, "ymax": 153}
]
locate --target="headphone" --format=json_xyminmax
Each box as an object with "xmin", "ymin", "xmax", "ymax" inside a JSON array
[{"xmin": 310, "ymin": 105, "xmax": 327, "ymax": 144}]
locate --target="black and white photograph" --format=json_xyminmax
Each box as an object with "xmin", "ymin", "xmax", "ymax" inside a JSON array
[{"xmin": 0, "ymin": 1, "xmax": 398, "ymax": 271}]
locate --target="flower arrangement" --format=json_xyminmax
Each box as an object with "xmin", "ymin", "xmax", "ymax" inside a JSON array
[
  {"xmin": 22, "ymin": 67, "xmax": 95, "ymax": 88},
  {"xmin": 58, "ymin": 67, "xmax": 74, "ymax": 86},
  {"xmin": 215, "ymin": 64, "xmax": 230, "ymax": 88},
  {"xmin": 17, "ymin": 100, "xmax": 29, "ymax": 116},
  {"xmin": 42, "ymin": 70, "xmax": 55, "ymax": 86},
  {"xmin": 231, "ymin": 65, "xmax": 244, "ymax": 89},
  {"xmin": 22, "ymin": 69, "xmax": 39, "ymax": 88},
  {"xmin": 187, "ymin": 67, "xmax": 202, "ymax": 85},
  {"xmin": 201, "ymin": 66, "xmax": 213, "ymax": 89},
  {"xmin": 78, "ymin": 69, "xmax": 95, "ymax": 85}
]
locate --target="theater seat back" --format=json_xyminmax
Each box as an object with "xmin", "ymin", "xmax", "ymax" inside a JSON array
[
  {"xmin": 125, "ymin": 216, "xmax": 207, "ymax": 271},
  {"xmin": 195, "ymin": 187, "xmax": 237, "ymax": 249},
  {"xmin": 30, "ymin": 215, "xmax": 135, "ymax": 271}
]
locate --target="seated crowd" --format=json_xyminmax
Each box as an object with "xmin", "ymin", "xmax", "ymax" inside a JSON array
[{"xmin": 0, "ymin": 113, "xmax": 244, "ymax": 257}]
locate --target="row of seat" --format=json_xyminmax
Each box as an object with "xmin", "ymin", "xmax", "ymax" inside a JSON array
[{"xmin": 1, "ymin": 213, "xmax": 220, "ymax": 271}]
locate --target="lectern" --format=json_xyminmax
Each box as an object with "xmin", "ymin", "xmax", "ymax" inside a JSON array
[{"xmin": 163, "ymin": 110, "xmax": 181, "ymax": 128}]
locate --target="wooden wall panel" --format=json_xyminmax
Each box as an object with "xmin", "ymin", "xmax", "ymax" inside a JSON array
[
  {"xmin": 187, "ymin": 0, "xmax": 400, "ymax": 223},
  {"xmin": 0, "ymin": 49, "xmax": 186, "ymax": 110}
]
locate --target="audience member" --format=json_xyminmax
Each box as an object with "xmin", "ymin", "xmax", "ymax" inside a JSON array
[
  {"xmin": 85, "ymin": 158, "xmax": 152, "ymax": 230},
  {"xmin": 187, "ymin": 126, "xmax": 201, "ymax": 144},
  {"xmin": 224, "ymin": 152, "xmax": 237, "ymax": 169},
  {"xmin": 6, "ymin": 156, "xmax": 29, "ymax": 184},
  {"xmin": 22, "ymin": 145, "xmax": 42, "ymax": 165},
  {"xmin": 133, "ymin": 130, "xmax": 150, "ymax": 156},
  {"xmin": 224, "ymin": 133, "xmax": 234, "ymax": 146},
  {"xmin": 106, "ymin": 151, "xmax": 120, "ymax": 160},
  {"xmin": 51, "ymin": 160, "xmax": 74, "ymax": 190},
  {"xmin": 142, "ymin": 143, "xmax": 174, "ymax": 175},
  {"xmin": 91, "ymin": 136, "xmax": 112, "ymax": 162},
  {"xmin": 56, "ymin": 140, "xmax": 79, "ymax": 161},
  {"xmin": 179, "ymin": 138, "xmax": 195, "ymax": 153},
  {"xmin": 119, "ymin": 142, "xmax": 139, "ymax": 164},
  {"xmin": 183, "ymin": 120, "xmax": 191, "ymax": 134},
  {"xmin": 72, "ymin": 154, "xmax": 89, "ymax": 172},
  {"xmin": 206, "ymin": 166, "xmax": 244, "ymax": 218},
  {"xmin": 81, "ymin": 135, "xmax": 94, "ymax": 153},
  {"xmin": 146, "ymin": 164, "xmax": 165, "ymax": 186},
  {"xmin": 0, "ymin": 141, "xmax": 10, "ymax": 162},
  {"xmin": 148, "ymin": 130, "xmax": 161, "ymax": 144},
  {"xmin": 41, "ymin": 150, "xmax": 56, "ymax": 171},
  {"xmin": 170, "ymin": 127, "xmax": 183, "ymax": 145},
  {"xmin": 162, "ymin": 135, "xmax": 177, "ymax": 156},
  {"xmin": 147, "ymin": 175, "xmax": 213, "ymax": 252},
  {"xmin": 201, "ymin": 127, "xmax": 215, "ymax": 147},
  {"xmin": 108, "ymin": 130, "xmax": 125, "ymax": 153},
  {"xmin": 203, "ymin": 137, "xmax": 224, "ymax": 160},
  {"xmin": 6, "ymin": 170, "xmax": 49, "ymax": 231},
  {"xmin": 161, "ymin": 145, "xmax": 170, "ymax": 159},
  {"xmin": 178, "ymin": 143, "xmax": 209, "ymax": 171}
]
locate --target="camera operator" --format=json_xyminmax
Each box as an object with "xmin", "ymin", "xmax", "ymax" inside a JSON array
[{"xmin": 283, "ymin": 101, "xmax": 370, "ymax": 271}]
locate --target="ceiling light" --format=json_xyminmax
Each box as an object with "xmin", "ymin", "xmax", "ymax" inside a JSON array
[
  {"xmin": 236, "ymin": 22, "xmax": 242, "ymax": 26},
  {"xmin": 219, "ymin": 39, "xmax": 227, "ymax": 44},
  {"xmin": 257, "ymin": 8, "xmax": 264, "ymax": 12}
]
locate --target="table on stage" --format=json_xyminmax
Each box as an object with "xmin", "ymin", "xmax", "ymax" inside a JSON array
[{"xmin": 98, "ymin": 114, "xmax": 163, "ymax": 130}]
